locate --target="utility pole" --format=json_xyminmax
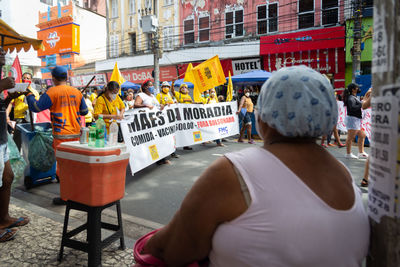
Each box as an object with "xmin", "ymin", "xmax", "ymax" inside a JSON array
[
  {"xmin": 367, "ymin": 0, "xmax": 400, "ymax": 266},
  {"xmin": 351, "ymin": 0, "xmax": 362, "ymax": 83},
  {"xmin": 152, "ymin": 0, "xmax": 160, "ymax": 93},
  {"xmin": 153, "ymin": 29, "xmax": 160, "ymax": 92}
]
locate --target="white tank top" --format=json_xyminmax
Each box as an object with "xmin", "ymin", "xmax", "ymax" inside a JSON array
[
  {"xmin": 138, "ymin": 92, "xmax": 159, "ymax": 108},
  {"xmin": 209, "ymin": 147, "xmax": 369, "ymax": 267}
]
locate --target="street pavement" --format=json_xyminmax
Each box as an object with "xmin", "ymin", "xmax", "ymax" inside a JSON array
[{"xmin": 5, "ymin": 136, "xmax": 370, "ymax": 266}]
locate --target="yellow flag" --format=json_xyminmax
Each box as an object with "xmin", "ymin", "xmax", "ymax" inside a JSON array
[
  {"xmin": 226, "ymin": 71, "xmax": 233, "ymax": 102},
  {"xmin": 189, "ymin": 55, "xmax": 226, "ymax": 93},
  {"xmin": 184, "ymin": 63, "xmax": 202, "ymax": 103},
  {"xmin": 110, "ymin": 62, "xmax": 126, "ymax": 94},
  {"xmin": 183, "ymin": 63, "xmax": 194, "ymax": 83}
]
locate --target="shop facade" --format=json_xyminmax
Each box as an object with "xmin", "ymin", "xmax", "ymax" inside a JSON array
[{"xmin": 260, "ymin": 26, "xmax": 346, "ymax": 92}]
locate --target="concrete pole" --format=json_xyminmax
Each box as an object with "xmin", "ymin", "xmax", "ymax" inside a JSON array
[
  {"xmin": 367, "ymin": 1, "xmax": 400, "ymax": 266},
  {"xmin": 152, "ymin": 0, "xmax": 160, "ymax": 92},
  {"xmin": 153, "ymin": 30, "xmax": 160, "ymax": 92}
]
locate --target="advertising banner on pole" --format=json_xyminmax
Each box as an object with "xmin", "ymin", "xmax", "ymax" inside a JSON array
[{"xmin": 120, "ymin": 102, "xmax": 239, "ymax": 174}]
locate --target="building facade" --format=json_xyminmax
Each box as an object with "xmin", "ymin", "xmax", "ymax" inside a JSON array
[
  {"xmin": 96, "ymin": 0, "xmax": 349, "ymax": 90},
  {"xmin": 36, "ymin": 1, "xmax": 106, "ymax": 83},
  {"xmin": 344, "ymin": 0, "xmax": 374, "ymax": 91}
]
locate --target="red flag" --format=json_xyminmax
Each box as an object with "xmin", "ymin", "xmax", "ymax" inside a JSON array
[{"xmin": 10, "ymin": 55, "xmax": 22, "ymax": 83}]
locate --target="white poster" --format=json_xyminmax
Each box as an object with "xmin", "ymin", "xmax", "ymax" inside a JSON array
[
  {"xmin": 70, "ymin": 73, "xmax": 107, "ymax": 87},
  {"xmin": 121, "ymin": 102, "xmax": 239, "ymax": 175},
  {"xmin": 368, "ymin": 96, "xmax": 398, "ymax": 223},
  {"xmin": 372, "ymin": 2, "xmax": 394, "ymax": 73}
]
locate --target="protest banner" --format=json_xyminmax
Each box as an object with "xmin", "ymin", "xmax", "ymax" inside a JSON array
[
  {"xmin": 120, "ymin": 102, "xmax": 239, "ymax": 174},
  {"xmin": 173, "ymin": 102, "xmax": 238, "ymax": 147},
  {"xmin": 120, "ymin": 108, "xmax": 176, "ymax": 174}
]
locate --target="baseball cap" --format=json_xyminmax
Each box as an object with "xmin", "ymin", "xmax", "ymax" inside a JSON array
[
  {"xmin": 347, "ymin": 83, "xmax": 360, "ymax": 91},
  {"xmin": 51, "ymin": 66, "xmax": 68, "ymax": 79},
  {"xmin": 161, "ymin": 81, "xmax": 170, "ymax": 87}
]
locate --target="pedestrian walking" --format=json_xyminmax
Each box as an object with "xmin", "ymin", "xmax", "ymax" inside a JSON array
[
  {"xmin": 343, "ymin": 83, "xmax": 368, "ymax": 159},
  {"xmin": 236, "ymin": 87, "xmax": 255, "ymax": 144}
]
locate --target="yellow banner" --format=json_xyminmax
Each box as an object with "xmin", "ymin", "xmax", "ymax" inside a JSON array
[{"xmin": 190, "ymin": 56, "xmax": 226, "ymax": 93}]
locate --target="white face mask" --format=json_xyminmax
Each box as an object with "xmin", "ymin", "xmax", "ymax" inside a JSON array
[
  {"xmin": 245, "ymin": 92, "xmax": 250, "ymax": 97},
  {"xmin": 110, "ymin": 93, "xmax": 117, "ymax": 101}
]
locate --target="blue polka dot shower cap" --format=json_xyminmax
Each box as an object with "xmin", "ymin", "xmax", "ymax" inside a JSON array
[{"xmin": 256, "ymin": 65, "xmax": 338, "ymax": 137}]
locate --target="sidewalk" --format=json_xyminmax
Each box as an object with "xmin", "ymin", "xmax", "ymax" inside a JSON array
[{"xmin": 0, "ymin": 198, "xmax": 135, "ymax": 267}]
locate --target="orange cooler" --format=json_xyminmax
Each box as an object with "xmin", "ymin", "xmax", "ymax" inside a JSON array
[{"xmin": 56, "ymin": 141, "xmax": 130, "ymax": 206}]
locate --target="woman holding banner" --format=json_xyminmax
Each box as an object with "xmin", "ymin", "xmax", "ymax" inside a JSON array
[
  {"xmin": 134, "ymin": 80, "xmax": 160, "ymax": 110},
  {"xmin": 135, "ymin": 80, "xmax": 171, "ymax": 164},
  {"xmin": 139, "ymin": 66, "xmax": 369, "ymax": 267}
]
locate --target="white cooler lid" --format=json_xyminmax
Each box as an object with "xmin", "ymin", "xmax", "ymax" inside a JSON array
[{"xmin": 58, "ymin": 141, "xmax": 127, "ymax": 153}]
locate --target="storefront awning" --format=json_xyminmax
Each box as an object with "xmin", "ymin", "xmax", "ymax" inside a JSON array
[{"xmin": 0, "ymin": 19, "xmax": 44, "ymax": 53}]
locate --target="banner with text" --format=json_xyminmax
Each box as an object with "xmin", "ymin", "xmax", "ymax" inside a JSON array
[{"xmin": 121, "ymin": 102, "xmax": 239, "ymax": 174}]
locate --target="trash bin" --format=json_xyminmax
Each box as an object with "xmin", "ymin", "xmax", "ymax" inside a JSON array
[
  {"xmin": 16, "ymin": 122, "xmax": 57, "ymax": 189},
  {"xmin": 56, "ymin": 141, "xmax": 129, "ymax": 206}
]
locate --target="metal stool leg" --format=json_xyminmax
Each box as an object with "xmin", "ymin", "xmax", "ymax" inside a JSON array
[
  {"xmin": 58, "ymin": 203, "xmax": 71, "ymax": 262},
  {"xmin": 87, "ymin": 207, "xmax": 102, "ymax": 267},
  {"xmin": 116, "ymin": 200, "xmax": 125, "ymax": 250}
]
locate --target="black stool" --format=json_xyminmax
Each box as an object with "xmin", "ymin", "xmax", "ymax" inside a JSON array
[{"xmin": 58, "ymin": 200, "xmax": 126, "ymax": 267}]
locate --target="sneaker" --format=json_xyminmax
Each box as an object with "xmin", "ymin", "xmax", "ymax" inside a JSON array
[
  {"xmin": 171, "ymin": 153, "xmax": 179, "ymax": 158},
  {"xmin": 345, "ymin": 153, "xmax": 358, "ymax": 159},
  {"xmin": 358, "ymin": 152, "xmax": 368, "ymax": 159}
]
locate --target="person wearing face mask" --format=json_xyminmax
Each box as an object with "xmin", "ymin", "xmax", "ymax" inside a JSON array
[
  {"xmin": 206, "ymin": 88, "xmax": 219, "ymax": 104},
  {"xmin": 171, "ymin": 83, "xmax": 193, "ymax": 104},
  {"xmin": 93, "ymin": 81, "xmax": 125, "ymax": 133},
  {"xmin": 134, "ymin": 79, "xmax": 160, "ymax": 110},
  {"xmin": 156, "ymin": 82, "xmax": 175, "ymax": 106},
  {"xmin": 343, "ymin": 83, "xmax": 368, "ymax": 159},
  {"xmin": 135, "ymin": 80, "xmax": 170, "ymax": 164},
  {"xmin": 236, "ymin": 88, "xmax": 255, "ymax": 144}
]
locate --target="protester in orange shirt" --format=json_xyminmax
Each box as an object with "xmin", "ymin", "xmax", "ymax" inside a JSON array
[{"xmin": 27, "ymin": 66, "xmax": 88, "ymax": 205}]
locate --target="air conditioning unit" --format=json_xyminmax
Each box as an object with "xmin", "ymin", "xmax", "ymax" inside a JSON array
[{"xmin": 141, "ymin": 15, "xmax": 158, "ymax": 33}]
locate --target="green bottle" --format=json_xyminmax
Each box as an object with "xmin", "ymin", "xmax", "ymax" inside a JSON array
[
  {"xmin": 95, "ymin": 115, "xmax": 105, "ymax": 148},
  {"xmin": 88, "ymin": 123, "xmax": 96, "ymax": 147}
]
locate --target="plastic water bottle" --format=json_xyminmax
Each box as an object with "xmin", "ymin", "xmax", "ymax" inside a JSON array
[
  {"xmin": 95, "ymin": 116, "xmax": 105, "ymax": 148},
  {"xmin": 108, "ymin": 120, "xmax": 118, "ymax": 146},
  {"xmin": 88, "ymin": 123, "xmax": 96, "ymax": 147}
]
